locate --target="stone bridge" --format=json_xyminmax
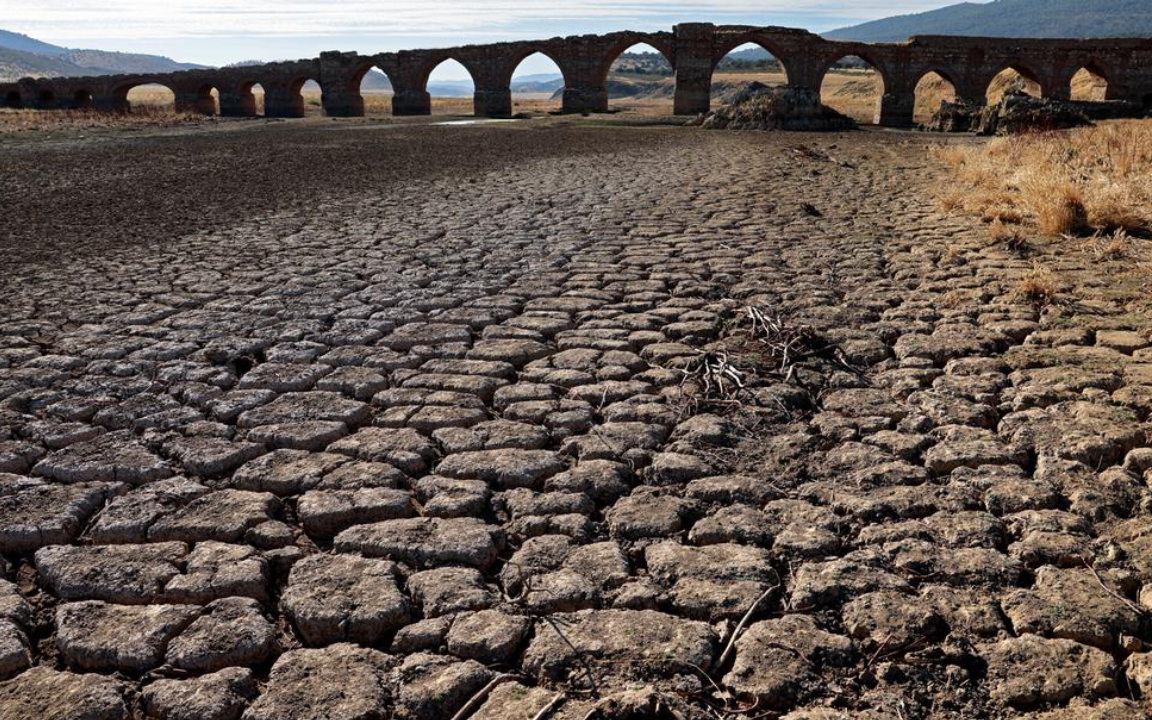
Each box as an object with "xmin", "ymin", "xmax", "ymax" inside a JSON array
[{"xmin": 2, "ymin": 23, "xmax": 1151, "ymax": 126}]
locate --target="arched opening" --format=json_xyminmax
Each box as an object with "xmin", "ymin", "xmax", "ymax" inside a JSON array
[
  {"xmin": 605, "ymin": 43, "xmax": 672, "ymax": 115},
  {"xmin": 426, "ymin": 59, "xmax": 475, "ymax": 115},
  {"xmin": 356, "ymin": 66, "xmax": 394, "ymax": 116},
  {"xmin": 987, "ymin": 67, "xmax": 1042, "ymax": 104},
  {"xmin": 913, "ymin": 71, "xmax": 958, "ymax": 124},
  {"xmin": 72, "ymin": 89, "xmax": 94, "ymax": 110},
  {"xmin": 511, "ymin": 52, "xmax": 564, "ymax": 115},
  {"xmin": 290, "ymin": 77, "xmax": 324, "ymax": 116},
  {"xmin": 1144, "ymin": 93, "xmax": 1152, "ymax": 111},
  {"xmin": 196, "ymin": 84, "xmax": 220, "ymax": 115},
  {"xmin": 120, "ymin": 84, "xmax": 176, "ymax": 114},
  {"xmin": 38, "ymin": 90, "xmax": 55, "ymax": 108},
  {"xmin": 1070, "ymin": 66, "xmax": 1107, "ymax": 102},
  {"xmin": 710, "ymin": 42, "xmax": 788, "ymax": 106},
  {"xmin": 240, "ymin": 82, "xmax": 265, "ymax": 116},
  {"xmin": 3, "ymin": 91, "xmax": 20, "ymax": 108},
  {"xmin": 820, "ymin": 55, "xmax": 885, "ymax": 125}
]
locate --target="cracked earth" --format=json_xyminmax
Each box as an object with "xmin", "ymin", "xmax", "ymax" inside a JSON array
[{"xmin": 2, "ymin": 118, "xmax": 1152, "ymax": 720}]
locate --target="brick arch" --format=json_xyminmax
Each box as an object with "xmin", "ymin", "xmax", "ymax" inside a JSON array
[
  {"xmin": 711, "ymin": 32, "xmax": 795, "ymax": 85},
  {"xmin": 37, "ymin": 88, "xmax": 56, "ymax": 108}
]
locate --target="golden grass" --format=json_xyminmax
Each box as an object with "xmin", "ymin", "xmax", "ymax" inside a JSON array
[
  {"xmin": 1013, "ymin": 265, "xmax": 1060, "ymax": 307},
  {"xmin": 931, "ymin": 120, "xmax": 1152, "ymax": 236}
]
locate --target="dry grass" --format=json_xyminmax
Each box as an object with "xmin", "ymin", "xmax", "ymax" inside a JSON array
[
  {"xmin": 932, "ymin": 120, "xmax": 1152, "ymax": 236},
  {"xmin": 0, "ymin": 106, "xmax": 209, "ymax": 133},
  {"xmin": 1081, "ymin": 228, "xmax": 1134, "ymax": 261},
  {"xmin": 1012, "ymin": 265, "xmax": 1060, "ymax": 307}
]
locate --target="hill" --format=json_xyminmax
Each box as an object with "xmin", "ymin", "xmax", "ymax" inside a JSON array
[
  {"xmin": 0, "ymin": 29, "xmax": 67, "ymax": 56},
  {"xmin": 826, "ymin": 0, "xmax": 1152, "ymax": 42},
  {"xmin": 0, "ymin": 28, "xmax": 204, "ymax": 81}
]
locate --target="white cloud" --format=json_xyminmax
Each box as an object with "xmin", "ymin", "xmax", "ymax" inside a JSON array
[{"xmin": 6, "ymin": 1, "xmax": 955, "ymax": 41}]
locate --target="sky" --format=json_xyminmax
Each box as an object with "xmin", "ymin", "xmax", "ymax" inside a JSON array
[{"xmin": 2, "ymin": 0, "xmax": 960, "ymax": 79}]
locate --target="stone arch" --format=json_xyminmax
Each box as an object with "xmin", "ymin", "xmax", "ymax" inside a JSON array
[
  {"xmin": 986, "ymin": 63, "xmax": 1044, "ymax": 102},
  {"xmin": 236, "ymin": 80, "xmax": 266, "ymax": 116},
  {"xmin": 350, "ymin": 62, "xmax": 395, "ymax": 115},
  {"xmin": 712, "ymin": 34, "xmax": 794, "ymax": 86},
  {"xmin": 38, "ymin": 89, "xmax": 56, "ymax": 108},
  {"xmin": 112, "ymin": 81, "xmax": 177, "ymax": 113},
  {"xmin": 286, "ymin": 75, "xmax": 324, "ymax": 116},
  {"xmin": 1069, "ymin": 61, "xmax": 1108, "ymax": 101},
  {"xmin": 72, "ymin": 89, "xmax": 94, "ymax": 110},
  {"xmin": 706, "ymin": 36, "xmax": 794, "ymax": 110},
  {"xmin": 599, "ymin": 41, "xmax": 674, "ymax": 113},
  {"xmin": 818, "ymin": 52, "xmax": 889, "ymax": 125},
  {"xmin": 596, "ymin": 37, "xmax": 675, "ymax": 86},
  {"xmin": 418, "ymin": 56, "xmax": 477, "ymax": 114},
  {"xmin": 507, "ymin": 50, "xmax": 566, "ymax": 114},
  {"xmin": 3, "ymin": 90, "xmax": 20, "ymax": 108},
  {"xmin": 913, "ymin": 68, "xmax": 959, "ymax": 123},
  {"xmin": 195, "ymin": 82, "xmax": 221, "ymax": 115}
]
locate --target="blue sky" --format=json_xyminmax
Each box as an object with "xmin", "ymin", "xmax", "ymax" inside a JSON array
[{"xmin": 4, "ymin": 1, "xmax": 959, "ymax": 78}]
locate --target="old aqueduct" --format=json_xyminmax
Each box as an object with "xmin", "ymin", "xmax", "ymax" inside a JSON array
[{"xmin": 3, "ymin": 24, "xmax": 1152, "ymax": 125}]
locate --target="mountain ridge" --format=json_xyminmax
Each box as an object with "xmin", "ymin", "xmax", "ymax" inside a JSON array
[
  {"xmin": 825, "ymin": 0, "xmax": 1152, "ymax": 42},
  {"xmin": 0, "ymin": 29, "xmax": 204, "ymax": 81}
]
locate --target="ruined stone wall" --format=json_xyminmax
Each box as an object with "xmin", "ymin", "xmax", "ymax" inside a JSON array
[{"xmin": 2, "ymin": 24, "xmax": 1149, "ymax": 126}]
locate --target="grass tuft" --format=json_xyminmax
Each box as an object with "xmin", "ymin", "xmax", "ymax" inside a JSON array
[{"xmin": 931, "ymin": 121, "xmax": 1152, "ymax": 237}]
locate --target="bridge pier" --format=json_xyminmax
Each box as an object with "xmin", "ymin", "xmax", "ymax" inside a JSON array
[
  {"xmin": 173, "ymin": 94, "xmax": 201, "ymax": 115},
  {"xmin": 264, "ymin": 85, "xmax": 305, "ymax": 118},
  {"xmin": 393, "ymin": 90, "xmax": 431, "ymax": 116},
  {"xmin": 474, "ymin": 87, "xmax": 512, "ymax": 117},
  {"xmin": 673, "ymin": 23, "xmax": 716, "ymax": 116},
  {"xmin": 219, "ymin": 92, "xmax": 257, "ymax": 117},
  {"xmin": 562, "ymin": 86, "xmax": 608, "ymax": 114},
  {"xmin": 876, "ymin": 92, "xmax": 915, "ymax": 127}
]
